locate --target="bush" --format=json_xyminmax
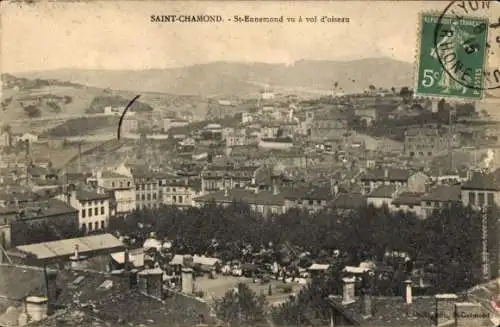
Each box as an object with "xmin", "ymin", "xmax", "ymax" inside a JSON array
[{"xmin": 194, "ymin": 290, "xmax": 205, "ymax": 298}]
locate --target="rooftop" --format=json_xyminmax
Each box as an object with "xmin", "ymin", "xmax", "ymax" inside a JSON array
[
  {"xmin": 14, "ymin": 233, "xmax": 124, "ymax": 261},
  {"xmin": 332, "ymin": 193, "xmax": 366, "ymax": 209},
  {"xmin": 422, "ymin": 185, "xmax": 462, "ymax": 202},
  {"xmin": 462, "ymin": 170, "xmax": 500, "ymax": 191},
  {"xmin": 368, "ymin": 185, "xmax": 397, "ymax": 198},
  {"xmin": 195, "ymin": 188, "xmax": 286, "ymax": 206},
  {"xmin": 361, "ymin": 168, "xmax": 411, "ymax": 182},
  {"xmin": 74, "ymin": 189, "xmax": 110, "ymax": 202},
  {"xmin": 392, "ymin": 192, "xmax": 423, "ymax": 206}
]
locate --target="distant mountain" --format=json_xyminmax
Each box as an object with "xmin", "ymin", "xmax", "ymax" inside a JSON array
[{"xmin": 15, "ymin": 58, "xmax": 414, "ymax": 97}]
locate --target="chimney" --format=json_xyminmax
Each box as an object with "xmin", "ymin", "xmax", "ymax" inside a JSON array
[
  {"xmin": 360, "ymin": 289, "xmax": 372, "ymax": 318},
  {"xmin": 23, "ymin": 296, "xmax": 48, "ymax": 324},
  {"xmin": 146, "ymin": 268, "xmax": 163, "ymax": 300},
  {"xmin": 404, "ymin": 280, "xmax": 413, "ymax": 305},
  {"xmin": 69, "ymin": 244, "xmax": 88, "ymax": 270},
  {"xmin": 435, "ymin": 293, "xmax": 458, "ymax": 326},
  {"xmin": 45, "ymin": 269, "xmax": 58, "ymax": 315},
  {"xmin": 342, "ymin": 277, "xmax": 356, "ymax": 305},
  {"xmin": 384, "ymin": 168, "xmax": 389, "ymax": 179},
  {"xmin": 455, "ymin": 302, "xmax": 490, "ymax": 327},
  {"xmin": 272, "ymin": 176, "xmax": 279, "ymax": 195},
  {"xmin": 181, "ymin": 267, "xmax": 194, "ymax": 295}
]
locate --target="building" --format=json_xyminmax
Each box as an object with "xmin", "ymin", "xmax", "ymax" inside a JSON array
[
  {"xmin": 2, "ymin": 198, "xmax": 79, "ymax": 247},
  {"xmin": 421, "ymin": 185, "xmax": 462, "ymax": 219},
  {"xmin": 121, "ymin": 118, "xmax": 138, "ymax": 134},
  {"xmin": 366, "ymin": 185, "xmax": 398, "ymax": 208},
  {"xmin": 309, "ymin": 112, "xmax": 348, "ymax": 142},
  {"xmin": 359, "ymin": 169, "xmax": 429, "ymax": 195},
  {"xmin": 0, "ymin": 131, "xmax": 12, "ymax": 148},
  {"xmin": 162, "ymin": 118, "xmax": 190, "ymax": 133},
  {"xmin": 258, "ymin": 137, "xmax": 294, "ymax": 150},
  {"xmin": 403, "ymin": 126, "xmax": 452, "ymax": 157},
  {"xmin": 161, "ymin": 178, "xmax": 202, "ymax": 208},
  {"xmin": 200, "ymin": 164, "xmax": 261, "ymax": 193},
  {"xmin": 461, "ymin": 170, "xmax": 500, "ymax": 209},
  {"xmin": 390, "ymin": 192, "xmax": 423, "ymax": 216},
  {"xmin": 94, "ymin": 164, "xmax": 135, "ymax": 215},
  {"xmin": 132, "ymin": 170, "xmax": 162, "ymax": 210},
  {"xmin": 354, "ymin": 107, "xmax": 378, "ymax": 126},
  {"xmin": 55, "ymin": 189, "xmax": 111, "ymax": 233}
]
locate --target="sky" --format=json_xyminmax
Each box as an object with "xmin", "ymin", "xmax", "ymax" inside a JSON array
[{"xmin": 0, "ymin": 1, "xmax": 461, "ymax": 73}]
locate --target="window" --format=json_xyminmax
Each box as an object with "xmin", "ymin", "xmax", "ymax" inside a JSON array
[
  {"xmin": 409, "ymin": 205, "xmax": 414, "ymax": 209},
  {"xmin": 111, "ymin": 182, "xmax": 115, "ymax": 188},
  {"xmin": 141, "ymin": 184, "xmax": 145, "ymax": 190},
  {"xmin": 100, "ymin": 200, "xmax": 103, "ymax": 205},
  {"xmin": 147, "ymin": 194, "xmax": 151, "ymax": 201},
  {"xmin": 173, "ymin": 195, "xmax": 177, "ymax": 203},
  {"xmin": 120, "ymin": 182, "xmax": 123, "ymax": 188},
  {"xmin": 308, "ymin": 200, "xmax": 314, "ymax": 206},
  {"xmin": 136, "ymin": 194, "xmax": 140, "ymax": 200},
  {"xmin": 427, "ymin": 152, "xmax": 432, "ymax": 156},
  {"xmin": 88, "ymin": 223, "xmax": 92, "ymax": 231},
  {"xmin": 426, "ymin": 201, "xmax": 431, "ymax": 207},
  {"xmin": 101, "ymin": 221, "xmax": 105, "ymax": 229},
  {"xmin": 487, "ymin": 193, "xmax": 494, "ymax": 206},
  {"xmin": 88, "ymin": 208, "xmax": 92, "ymax": 217},
  {"xmin": 127, "ymin": 182, "xmax": 131, "ymax": 187},
  {"xmin": 141, "ymin": 194, "xmax": 145, "ymax": 200},
  {"xmin": 94, "ymin": 222, "xmax": 98, "ymax": 230},
  {"xmin": 101, "ymin": 207, "xmax": 105, "ymax": 215},
  {"xmin": 469, "ymin": 192, "xmax": 476, "ymax": 205},
  {"xmin": 153, "ymin": 193, "xmax": 157, "ymax": 200},
  {"xmin": 136, "ymin": 185, "xmax": 140, "ymax": 191},
  {"xmin": 81, "ymin": 224, "xmax": 86, "ymax": 230},
  {"xmin": 94, "ymin": 207, "xmax": 98, "ymax": 216},
  {"xmin": 81, "ymin": 209, "xmax": 86, "ymax": 218},
  {"xmin": 478, "ymin": 192, "xmax": 485, "ymax": 206},
  {"xmin": 173, "ymin": 188, "xmax": 176, "ymax": 192},
  {"xmin": 179, "ymin": 196, "xmax": 183, "ymax": 204}
]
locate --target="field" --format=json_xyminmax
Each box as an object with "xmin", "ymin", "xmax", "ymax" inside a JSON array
[{"xmin": 30, "ymin": 141, "xmax": 103, "ymax": 169}]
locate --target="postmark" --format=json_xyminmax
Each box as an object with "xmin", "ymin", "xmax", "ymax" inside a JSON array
[
  {"xmin": 436, "ymin": 1, "xmax": 500, "ymax": 92},
  {"xmin": 415, "ymin": 12, "xmax": 489, "ymax": 99}
]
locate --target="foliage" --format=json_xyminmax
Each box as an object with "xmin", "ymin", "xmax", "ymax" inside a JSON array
[
  {"xmin": 24, "ymin": 105, "xmax": 41, "ymax": 118},
  {"xmin": 214, "ymin": 283, "xmax": 268, "ymax": 326},
  {"xmin": 113, "ymin": 201, "xmax": 493, "ymax": 295},
  {"xmin": 43, "ymin": 116, "xmax": 119, "ymax": 137},
  {"xmin": 87, "ymin": 95, "xmax": 153, "ymax": 113}
]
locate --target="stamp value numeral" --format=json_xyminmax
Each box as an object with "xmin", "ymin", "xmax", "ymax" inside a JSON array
[{"xmin": 421, "ymin": 69, "xmax": 439, "ymax": 88}]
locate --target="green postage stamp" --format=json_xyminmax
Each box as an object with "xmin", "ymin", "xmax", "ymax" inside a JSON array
[{"xmin": 415, "ymin": 12, "xmax": 489, "ymax": 100}]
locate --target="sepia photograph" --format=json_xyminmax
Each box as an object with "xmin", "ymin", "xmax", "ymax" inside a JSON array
[{"xmin": 1, "ymin": 1, "xmax": 500, "ymax": 326}]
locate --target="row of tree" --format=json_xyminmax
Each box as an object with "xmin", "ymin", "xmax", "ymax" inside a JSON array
[{"xmin": 109, "ymin": 201, "xmax": 498, "ymax": 294}]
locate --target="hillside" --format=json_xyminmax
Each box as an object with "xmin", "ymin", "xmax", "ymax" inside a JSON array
[
  {"xmin": 15, "ymin": 58, "xmax": 414, "ymax": 97},
  {"xmin": 0, "ymin": 74, "xmax": 208, "ymax": 121}
]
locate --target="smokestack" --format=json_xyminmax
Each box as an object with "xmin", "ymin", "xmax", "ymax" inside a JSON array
[
  {"xmin": 69, "ymin": 244, "xmax": 88, "ymax": 270},
  {"xmin": 435, "ymin": 293, "xmax": 457, "ymax": 326}
]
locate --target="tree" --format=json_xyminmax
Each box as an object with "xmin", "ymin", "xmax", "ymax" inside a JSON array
[
  {"xmin": 399, "ymin": 87, "xmax": 411, "ymax": 98},
  {"xmin": 214, "ymin": 283, "xmax": 268, "ymax": 326}
]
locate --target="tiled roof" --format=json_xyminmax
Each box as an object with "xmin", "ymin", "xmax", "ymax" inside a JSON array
[
  {"xmin": 284, "ymin": 185, "xmax": 333, "ymax": 201},
  {"xmin": 422, "ymin": 185, "xmax": 461, "ymax": 202},
  {"xmin": 462, "ymin": 170, "xmax": 500, "ymax": 191},
  {"xmin": 332, "ymin": 193, "xmax": 366, "ymax": 209},
  {"xmin": 75, "ymin": 189, "xmax": 110, "ymax": 202},
  {"xmin": 392, "ymin": 192, "xmax": 423, "ymax": 206},
  {"xmin": 195, "ymin": 188, "xmax": 286, "ymax": 206},
  {"xmin": 101, "ymin": 171, "xmax": 129, "ymax": 179},
  {"xmin": 361, "ymin": 168, "xmax": 411, "ymax": 182},
  {"xmin": 368, "ymin": 185, "xmax": 397, "ymax": 198}
]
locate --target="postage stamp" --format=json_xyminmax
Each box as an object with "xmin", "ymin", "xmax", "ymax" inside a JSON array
[{"xmin": 415, "ymin": 12, "xmax": 489, "ymax": 99}]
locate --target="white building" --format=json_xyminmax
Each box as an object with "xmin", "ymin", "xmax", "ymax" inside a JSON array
[
  {"xmin": 95, "ymin": 163, "xmax": 136, "ymax": 215},
  {"xmin": 121, "ymin": 118, "xmax": 138, "ymax": 134},
  {"xmin": 56, "ymin": 189, "xmax": 111, "ymax": 232}
]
